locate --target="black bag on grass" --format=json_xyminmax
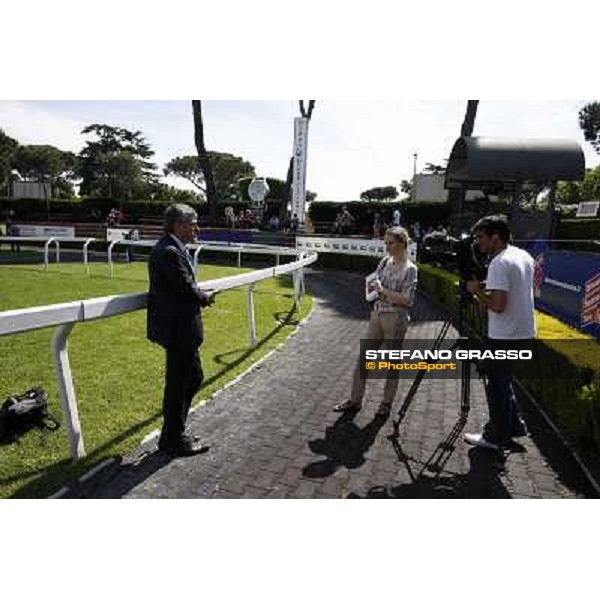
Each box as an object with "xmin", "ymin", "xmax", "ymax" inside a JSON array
[{"xmin": 0, "ymin": 387, "xmax": 60, "ymax": 444}]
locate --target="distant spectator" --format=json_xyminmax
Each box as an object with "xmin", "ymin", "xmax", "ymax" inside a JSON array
[
  {"xmin": 334, "ymin": 206, "xmax": 355, "ymax": 235},
  {"xmin": 413, "ymin": 221, "xmax": 422, "ymax": 243},
  {"xmin": 290, "ymin": 213, "xmax": 299, "ymax": 233},
  {"xmin": 373, "ymin": 211, "xmax": 383, "ymax": 239},
  {"xmin": 117, "ymin": 209, "xmax": 126, "ymax": 225},
  {"xmin": 224, "ymin": 206, "xmax": 236, "ymax": 229},
  {"xmin": 392, "ymin": 208, "xmax": 401, "ymax": 227},
  {"xmin": 125, "ymin": 227, "xmax": 140, "ymax": 262},
  {"xmin": 237, "ymin": 209, "xmax": 251, "ymax": 229},
  {"xmin": 106, "ymin": 208, "xmax": 119, "ymax": 227},
  {"xmin": 436, "ymin": 224, "xmax": 448, "ymax": 235},
  {"xmin": 0, "ymin": 220, "xmax": 7, "ymax": 250},
  {"xmin": 332, "ymin": 207, "xmax": 343, "ymax": 234},
  {"xmin": 91, "ymin": 208, "xmax": 103, "ymax": 222},
  {"xmin": 268, "ymin": 214, "xmax": 280, "ymax": 231},
  {"xmin": 304, "ymin": 215, "xmax": 315, "ymax": 234},
  {"xmin": 9, "ymin": 222, "xmax": 21, "ymax": 252}
]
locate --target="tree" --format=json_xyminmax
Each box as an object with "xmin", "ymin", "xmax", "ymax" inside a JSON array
[
  {"xmin": 77, "ymin": 124, "xmax": 157, "ymax": 198},
  {"xmin": 148, "ymin": 182, "xmax": 201, "ymax": 204},
  {"xmin": 556, "ymin": 180, "xmax": 581, "ymax": 205},
  {"xmin": 164, "ymin": 152, "xmax": 255, "ymax": 202},
  {"xmin": 11, "ymin": 145, "xmax": 77, "ymax": 217},
  {"xmin": 579, "ymin": 102, "xmax": 600, "ymax": 154},
  {"xmin": 461, "ymin": 100, "xmax": 479, "ymax": 137},
  {"xmin": 450, "ymin": 99, "xmax": 479, "ymax": 212},
  {"xmin": 95, "ymin": 151, "xmax": 146, "ymax": 200},
  {"xmin": 192, "ymin": 100, "xmax": 218, "ymax": 226},
  {"xmin": 400, "ymin": 180, "xmax": 412, "ymax": 197},
  {"xmin": 0, "ymin": 129, "xmax": 18, "ymax": 195},
  {"xmin": 360, "ymin": 186, "xmax": 399, "ymax": 202},
  {"xmin": 580, "ymin": 166, "xmax": 600, "ymax": 201},
  {"xmin": 163, "ymin": 155, "xmax": 205, "ymax": 193}
]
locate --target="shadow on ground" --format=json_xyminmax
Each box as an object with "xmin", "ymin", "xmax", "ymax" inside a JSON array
[
  {"xmin": 350, "ymin": 447, "xmax": 511, "ymax": 499},
  {"xmin": 303, "ymin": 412, "xmax": 387, "ymax": 477}
]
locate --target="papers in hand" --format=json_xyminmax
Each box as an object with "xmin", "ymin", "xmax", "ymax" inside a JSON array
[{"xmin": 365, "ymin": 271, "xmax": 382, "ymax": 302}]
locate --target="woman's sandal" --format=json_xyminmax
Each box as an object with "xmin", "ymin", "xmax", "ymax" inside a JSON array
[{"xmin": 332, "ymin": 402, "xmax": 361, "ymax": 413}]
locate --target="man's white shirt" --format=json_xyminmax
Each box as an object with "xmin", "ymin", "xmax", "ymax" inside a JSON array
[
  {"xmin": 485, "ymin": 245, "xmax": 536, "ymax": 340},
  {"xmin": 169, "ymin": 233, "xmax": 197, "ymax": 285}
]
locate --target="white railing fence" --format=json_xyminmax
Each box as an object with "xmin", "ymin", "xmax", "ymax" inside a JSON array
[
  {"xmin": 1, "ymin": 236, "xmax": 299, "ymax": 276},
  {"xmin": 0, "ymin": 243, "xmax": 317, "ymax": 460}
]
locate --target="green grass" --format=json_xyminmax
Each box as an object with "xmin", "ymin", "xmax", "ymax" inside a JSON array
[
  {"xmin": 0, "ymin": 260, "xmax": 312, "ymax": 498},
  {"xmin": 0, "ymin": 248, "xmax": 42, "ymax": 261}
]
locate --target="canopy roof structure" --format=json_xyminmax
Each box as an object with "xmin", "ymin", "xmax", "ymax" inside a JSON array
[{"xmin": 445, "ymin": 136, "xmax": 586, "ymax": 193}]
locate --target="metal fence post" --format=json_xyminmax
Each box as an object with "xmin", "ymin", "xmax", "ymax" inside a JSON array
[
  {"xmin": 83, "ymin": 238, "xmax": 94, "ymax": 276},
  {"xmin": 44, "ymin": 237, "xmax": 56, "ymax": 270},
  {"xmin": 52, "ymin": 323, "xmax": 86, "ymax": 460},
  {"xmin": 293, "ymin": 271, "xmax": 301, "ymax": 309},
  {"xmin": 108, "ymin": 240, "xmax": 119, "ymax": 279},
  {"xmin": 247, "ymin": 283, "xmax": 257, "ymax": 348},
  {"xmin": 238, "ymin": 250, "xmax": 242, "ymax": 268},
  {"xmin": 193, "ymin": 245, "xmax": 203, "ymax": 275}
]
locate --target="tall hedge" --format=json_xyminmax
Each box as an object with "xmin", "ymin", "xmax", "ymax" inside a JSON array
[
  {"xmin": 418, "ymin": 262, "xmax": 600, "ymax": 460},
  {"xmin": 0, "ymin": 196, "xmax": 284, "ymax": 223},
  {"xmin": 556, "ymin": 218, "xmax": 600, "ymax": 241}
]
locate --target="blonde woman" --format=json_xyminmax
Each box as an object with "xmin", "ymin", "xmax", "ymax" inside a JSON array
[{"xmin": 333, "ymin": 227, "xmax": 418, "ymax": 418}]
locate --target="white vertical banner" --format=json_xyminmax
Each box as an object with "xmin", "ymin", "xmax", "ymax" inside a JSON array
[{"xmin": 291, "ymin": 117, "xmax": 309, "ymax": 224}]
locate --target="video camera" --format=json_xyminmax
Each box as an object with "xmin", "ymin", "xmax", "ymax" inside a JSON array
[
  {"xmin": 453, "ymin": 234, "xmax": 489, "ymax": 283},
  {"xmin": 420, "ymin": 232, "xmax": 489, "ymax": 282}
]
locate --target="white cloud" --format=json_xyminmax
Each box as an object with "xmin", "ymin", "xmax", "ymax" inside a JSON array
[{"xmin": 0, "ymin": 101, "xmax": 85, "ymax": 152}]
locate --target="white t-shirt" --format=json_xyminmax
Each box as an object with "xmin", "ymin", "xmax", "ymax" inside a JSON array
[
  {"xmin": 392, "ymin": 210, "xmax": 401, "ymax": 226},
  {"xmin": 485, "ymin": 245, "xmax": 536, "ymax": 340}
]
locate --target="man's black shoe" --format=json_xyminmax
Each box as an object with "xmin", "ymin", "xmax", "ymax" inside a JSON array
[{"xmin": 158, "ymin": 437, "xmax": 210, "ymax": 457}]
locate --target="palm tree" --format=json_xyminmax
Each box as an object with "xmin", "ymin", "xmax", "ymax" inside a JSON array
[
  {"xmin": 192, "ymin": 100, "xmax": 218, "ymax": 226},
  {"xmin": 450, "ymin": 100, "xmax": 479, "ymax": 213}
]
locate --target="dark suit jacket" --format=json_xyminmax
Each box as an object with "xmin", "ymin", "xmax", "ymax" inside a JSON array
[{"xmin": 147, "ymin": 234, "xmax": 210, "ymax": 349}]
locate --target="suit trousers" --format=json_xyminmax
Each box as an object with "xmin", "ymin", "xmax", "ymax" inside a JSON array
[
  {"xmin": 350, "ymin": 310, "xmax": 408, "ymax": 408},
  {"xmin": 159, "ymin": 346, "xmax": 204, "ymax": 447}
]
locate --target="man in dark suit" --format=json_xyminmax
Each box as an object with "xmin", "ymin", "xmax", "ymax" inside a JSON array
[{"xmin": 147, "ymin": 204, "xmax": 216, "ymax": 457}]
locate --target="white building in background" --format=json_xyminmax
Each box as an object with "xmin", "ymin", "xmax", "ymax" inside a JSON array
[
  {"xmin": 11, "ymin": 180, "xmax": 51, "ymax": 199},
  {"xmin": 412, "ymin": 173, "xmax": 497, "ymax": 203}
]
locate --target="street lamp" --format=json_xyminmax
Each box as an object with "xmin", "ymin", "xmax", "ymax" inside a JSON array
[{"xmin": 412, "ymin": 152, "xmax": 418, "ymax": 202}]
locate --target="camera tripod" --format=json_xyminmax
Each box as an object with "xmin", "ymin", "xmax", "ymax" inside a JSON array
[{"xmin": 388, "ymin": 287, "xmax": 487, "ymax": 483}]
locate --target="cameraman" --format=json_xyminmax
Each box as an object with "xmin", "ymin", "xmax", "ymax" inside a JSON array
[{"xmin": 464, "ymin": 215, "xmax": 533, "ymax": 451}]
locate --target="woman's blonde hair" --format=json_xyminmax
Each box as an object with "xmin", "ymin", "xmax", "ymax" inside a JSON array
[{"xmin": 385, "ymin": 226, "xmax": 410, "ymax": 247}]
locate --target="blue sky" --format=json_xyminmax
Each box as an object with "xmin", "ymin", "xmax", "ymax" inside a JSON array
[{"xmin": 1, "ymin": 100, "xmax": 597, "ymax": 201}]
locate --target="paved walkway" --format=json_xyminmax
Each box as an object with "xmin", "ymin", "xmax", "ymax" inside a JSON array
[{"xmin": 65, "ymin": 269, "xmax": 594, "ymax": 499}]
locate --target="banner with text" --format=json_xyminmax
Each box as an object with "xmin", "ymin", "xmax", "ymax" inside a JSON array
[
  {"xmin": 291, "ymin": 117, "xmax": 309, "ymax": 224},
  {"xmin": 15, "ymin": 224, "xmax": 75, "ymax": 238},
  {"xmin": 526, "ymin": 244, "xmax": 600, "ymax": 339},
  {"xmin": 296, "ymin": 236, "xmax": 417, "ymax": 261}
]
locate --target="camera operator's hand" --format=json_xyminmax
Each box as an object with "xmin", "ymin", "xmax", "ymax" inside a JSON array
[{"xmin": 466, "ymin": 278, "xmax": 482, "ymax": 295}]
